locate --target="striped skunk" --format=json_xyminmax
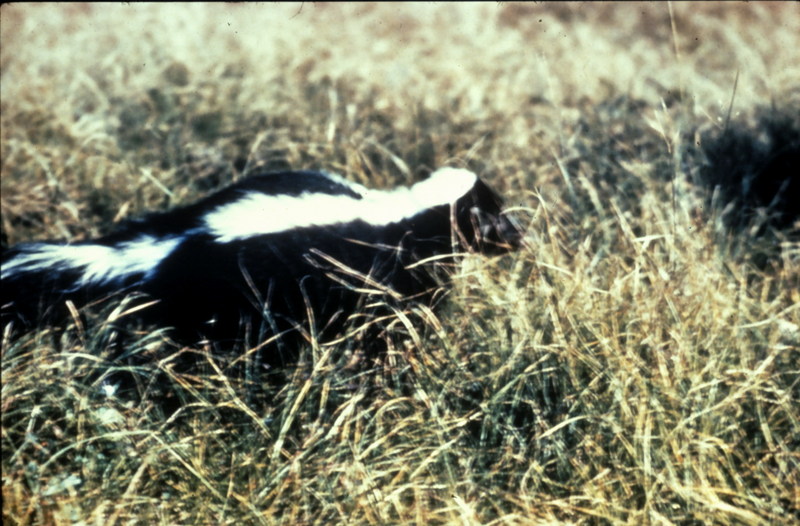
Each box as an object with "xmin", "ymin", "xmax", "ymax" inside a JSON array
[{"xmin": 1, "ymin": 168, "xmax": 522, "ymax": 363}]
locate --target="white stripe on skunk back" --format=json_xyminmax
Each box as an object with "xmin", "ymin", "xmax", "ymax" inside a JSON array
[
  {"xmin": 1, "ymin": 167, "xmax": 521, "ymax": 361},
  {"xmin": 1, "ymin": 236, "xmax": 181, "ymax": 286},
  {"xmin": 205, "ymin": 168, "xmax": 478, "ymax": 242}
]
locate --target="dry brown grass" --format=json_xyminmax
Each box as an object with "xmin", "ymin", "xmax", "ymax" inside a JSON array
[{"xmin": 2, "ymin": 3, "xmax": 799, "ymax": 524}]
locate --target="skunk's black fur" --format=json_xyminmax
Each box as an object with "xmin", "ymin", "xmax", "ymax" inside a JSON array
[{"xmin": 2, "ymin": 168, "xmax": 521, "ymax": 365}]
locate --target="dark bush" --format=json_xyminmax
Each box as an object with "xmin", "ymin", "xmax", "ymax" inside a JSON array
[{"xmin": 699, "ymin": 106, "xmax": 799, "ymax": 233}]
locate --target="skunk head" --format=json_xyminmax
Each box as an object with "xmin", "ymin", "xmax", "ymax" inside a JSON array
[
  {"xmin": 455, "ymin": 176, "xmax": 523, "ymax": 254},
  {"xmin": 414, "ymin": 168, "xmax": 523, "ymax": 254}
]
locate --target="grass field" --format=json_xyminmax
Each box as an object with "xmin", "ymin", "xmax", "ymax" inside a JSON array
[{"xmin": 2, "ymin": 3, "xmax": 799, "ymax": 524}]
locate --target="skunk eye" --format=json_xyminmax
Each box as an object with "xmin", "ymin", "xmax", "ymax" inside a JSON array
[{"xmin": 470, "ymin": 206, "xmax": 486, "ymax": 222}]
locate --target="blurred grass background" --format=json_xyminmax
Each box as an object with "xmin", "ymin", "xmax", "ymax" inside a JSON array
[{"xmin": 1, "ymin": 3, "xmax": 798, "ymax": 524}]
